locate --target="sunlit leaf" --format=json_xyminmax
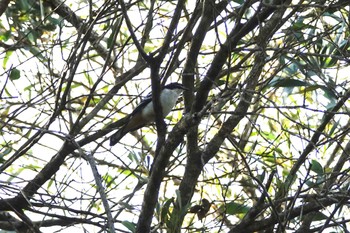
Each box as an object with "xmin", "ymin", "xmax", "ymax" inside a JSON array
[
  {"xmin": 161, "ymin": 198, "xmax": 174, "ymax": 225},
  {"xmin": 84, "ymin": 72, "xmax": 94, "ymax": 86},
  {"xmin": 0, "ymin": 148, "xmax": 11, "ymax": 163},
  {"xmin": 3, "ymin": 51, "xmax": 13, "ymax": 69},
  {"xmin": 328, "ymin": 119, "xmax": 339, "ymax": 137},
  {"xmin": 225, "ymin": 201, "xmax": 250, "ymax": 215},
  {"xmin": 0, "ymin": 31, "xmax": 11, "ymax": 41},
  {"xmin": 0, "ymin": 107, "xmax": 10, "ymax": 120},
  {"xmin": 29, "ymin": 47, "xmax": 46, "ymax": 61},
  {"xmin": 47, "ymin": 179, "xmax": 54, "ymax": 189},
  {"xmin": 291, "ymin": 21, "xmax": 317, "ymax": 31}
]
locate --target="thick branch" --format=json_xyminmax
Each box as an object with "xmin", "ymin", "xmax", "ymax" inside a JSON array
[
  {"xmin": 135, "ymin": 110, "xmax": 206, "ymax": 233},
  {"xmin": 0, "ymin": 0, "xmax": 10, "ymax": 17},
  {"xmin": 229, "ymin": 195, "xmax": 349, "ymax": 233},
  {"xmin": 173, "ymin": 1, "xmax": 293, "ymax": 231}
]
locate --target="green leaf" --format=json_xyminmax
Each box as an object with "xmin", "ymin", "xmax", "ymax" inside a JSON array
[
  {"xmin": 257, "ymin": 170, "xmax": 266, "ymax": 183},
  {"xmin": 311, "ymin": 160, "xmax": 323, "ymax": 176},
  {"xmin": 268, "ymin": 78, "xmax": 309, "ymax": 88},
  {"xmin": 326, "ymin": 40, "xmax": 350, "ymax": 67},
  {"xmin": 291, "ymin": 21, "xmax": 317, "ymax": 31},
  {"xmin": 107, "ymin": 18, "xmax": 122, "ymax": 49},
  {"xmin": 175, "ymin": 189, "xmax": 182, "ymax": 209},
  {"xmin": 122, "ymin": 220, "xmax": 136, "ymax": 233},
  {"xmin": 328, "ymin": 119, "xmax": 339, "ymax": 137},
  {"xmin": 0, "ymin": 31, "xmax": 11, "ymax": 42},
  {"xmin": 41, "ymin": 23, "xmax": 57, "ymax": 31},
  {"xmin": 18, "ymin": 0, "xmax": 30, "ymax": 11},
  {"xmin": 27, "ymin": 31, "xmax": 36, "ymax": 44},
  {"xmin": 128, "ymin": 151, "xmax": 140, "ymax": 164},
  {"xmin": 10, "ymin": 68, "xmax": 20, "ymax": 80},
  {"xmin": 119, "ymin": 201, "xmax": 134, "ymax": 210},
  {"xmin": 232, "ymin": 0, "xmax": 244, "ymax": 4},
  {"xmin": 284, "ymin": 63, "xmax": 299, "ymax": 76},
  {"xmin": 84, "ymin": 72, "xmax": 93, "ymax": 86},
  {"xmin": 225, "ymin": 201, "xmax": 250, "ymax": 215},
  {"xmin": 320, "ymin": 86, "xmax": 337, "ymax": 108},
  {"xmin": 29, "ymin": 47, "xmax": 46, "ymax": 61},
  {"xmin": 102, "ymin": 174, "xmax": 115, "ymax": 187},
  {"xmin": 305, "ymin": 180, "xmax": 316, "ymax": 188},
  {"xmin": 311, "ymin": 211, "xmax": 328, "ymax": 221},
  {"xmin": 0, "ymin": 148, "xmax": 11, "ymax": 163},
  {"xmin": 3, "ymin": 51, "xmax": 13, "ymax": 69},
  {"xmin": 47, "ymin": 179, "xmax": 54, "ymax": 189},
  {"xmin": 161, "ymin": 198, "xmax": 174, "ymax": 225}
]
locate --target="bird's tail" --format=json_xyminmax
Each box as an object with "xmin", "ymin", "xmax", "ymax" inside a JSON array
[{"xmin": 109, "ymin": 128, "xmax": 127, "ymax": 146}]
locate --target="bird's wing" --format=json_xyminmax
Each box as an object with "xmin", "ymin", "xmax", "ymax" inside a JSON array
[
  {"xmin": 130, "ymin": 95, "xmax": 152, "ymax": 116},
  {"xmin": 110, "ymin": 96, "xmax": 152, "ymax": 146}
]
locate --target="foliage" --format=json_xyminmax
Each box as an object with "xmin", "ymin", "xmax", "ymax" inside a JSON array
[{"xmin": 0, "ymin": 0, "xmax": 350, "ymax": 232}]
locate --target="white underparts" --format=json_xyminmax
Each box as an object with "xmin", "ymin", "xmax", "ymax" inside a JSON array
[{"xmin": 141, "ymin": 88, "xmax": 182, "ymax": 121}]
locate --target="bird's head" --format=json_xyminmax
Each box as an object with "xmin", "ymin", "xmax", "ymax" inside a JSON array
[{"xmin": 164, "ymin": 82, "xmax": 189, "ymax": 94}]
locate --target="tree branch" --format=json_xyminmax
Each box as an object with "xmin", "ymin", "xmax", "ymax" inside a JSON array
[{"xmin": 0, "ymin": 0, "xmax": 10, "ymax": 17}]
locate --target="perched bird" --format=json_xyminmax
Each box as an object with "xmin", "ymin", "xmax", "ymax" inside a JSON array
[{"xmin": 109, "ymin": 82, "xmax": 187, "ymax": 146}]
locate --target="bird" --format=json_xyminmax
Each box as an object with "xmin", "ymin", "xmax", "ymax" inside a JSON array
[{"xmin": 109, "ymin": 82, "xmax": 187, "ymax": 146}]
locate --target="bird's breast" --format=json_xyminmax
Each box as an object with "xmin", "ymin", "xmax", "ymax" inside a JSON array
[{"xmin": 141, "ymin": 89, "xmax": 180, "ymax": 120}]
